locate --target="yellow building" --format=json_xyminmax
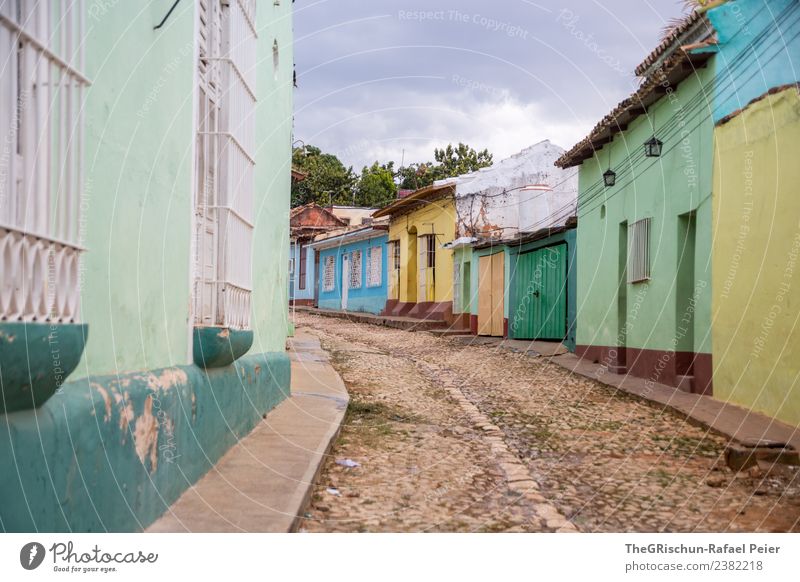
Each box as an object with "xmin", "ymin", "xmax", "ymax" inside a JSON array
[
  {"xmin": 712, "ymin": 86, "xmax": 800, "ymax": 427},
  {"xmin": 373, "ymin": 184, "xmax": 457, "ymax": 321}
]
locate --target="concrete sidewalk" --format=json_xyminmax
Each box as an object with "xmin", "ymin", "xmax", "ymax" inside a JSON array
[{"xmin": 147, "ymin": 333, "xmax": 348, "ymax": 532}]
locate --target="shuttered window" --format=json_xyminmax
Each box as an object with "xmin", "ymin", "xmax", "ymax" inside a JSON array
[
  {"xmin": 194, "ymin": 0, "xmax": 258, "ymax": 330},
  {"xmin": 628, "ymin": 218, "xmax": 651, "ymax": 283},
  {"xmin": 0, "ymin": 0, "xmax": 88, "ymax": 323},
  {"xmin": 323, "ymin": 255, "xmax": 335, "ymax": 292},
  {"xmin": 349, "ymin": 250, "xmax": 362, "ymax": 289}
]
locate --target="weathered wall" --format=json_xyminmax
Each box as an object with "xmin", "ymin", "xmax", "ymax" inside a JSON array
[
  {"xmin": 576, "ymin": 64, "xmax": 714, "ymax": 357},
  {"xmin": 0, "ymin": 352, "xmax": 289, "ymax": 532},
  {"xmin": 712, "ymin": 87, "xmax": 800, "ymax": 427},
  {"xmin": 388, "ymin": 198, "xmax": 457, "ymax": 304},
  {"xmin": 453, "ymin": 140, "xmax": 578, "ymax": 240},
  {"xmin": 317, "ymin": 234, "xmax": 389, "ymax": 314},
  {"xmin": 81, "ymin": 2, "xmax": 196, "ymax": 376},
  {"xmin": 251, "ymin": 2, "xmax": 294, "ymax": 355}
]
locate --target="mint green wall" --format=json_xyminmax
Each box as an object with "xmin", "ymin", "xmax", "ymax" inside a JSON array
[
  {"xmin": 576, "ymin": 64, "xmax": 714, "ymax": 354},
  {"xmin": 251, "ymin": 3, "xmax": 294, "ymax": 355},
  {"xmin": 80, "ymin": 2, "xmax": 196, "ymax": 377}
]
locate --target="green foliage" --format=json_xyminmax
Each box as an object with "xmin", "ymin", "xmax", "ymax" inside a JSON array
[
  {"xmin": 397, "ymin": 143, "xmax": 493, "ymax": 191},
  {"xmin": 432, "ymin": 143, "xmax": 493, "ymax": 179},
  {"xmin": 290, "ymin": 142, "xmax": 493, "ymax": 209},
  {"xmin": 291, "ymin": 145, "xmax": 356, "ymax": 207},
  {"xmin": 354, "ymin": 161, "xmax": 397, "ymax": 208}
]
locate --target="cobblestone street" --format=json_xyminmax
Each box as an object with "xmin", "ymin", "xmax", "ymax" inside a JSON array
[{"xmin": 295, "ymin": 313, "xmax": 800, "ymax": 533}]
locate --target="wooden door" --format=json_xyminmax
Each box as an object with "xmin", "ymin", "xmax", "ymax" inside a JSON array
[
  {"xmin": 477, "ymin": 255, "xmax": 493, "ymax": 335},
  {"xmin": 491, "ymin": 252, "xmax": 505, "ymax": 337}
]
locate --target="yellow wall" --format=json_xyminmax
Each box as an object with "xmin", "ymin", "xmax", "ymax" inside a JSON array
[
  {"xmin": 712, "ymin": 87, "xmax": 800, "ymax": 427},
  {"xmin": 388, "ymin": 196, "xmax": 456, "ymax": 304}
]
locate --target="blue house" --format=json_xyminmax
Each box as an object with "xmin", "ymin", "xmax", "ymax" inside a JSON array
[{"xmin": 312, "ymin": 226, "xmax": 390, "ymax": 314}]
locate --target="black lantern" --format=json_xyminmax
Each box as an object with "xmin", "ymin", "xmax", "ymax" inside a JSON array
[
  {"xmin": 644, "ymin": 135, "xmax": 663, "ymax": 157},
  {"xmin": 603, "ymin": 169, "xmax": 616, "ymax": 187}
]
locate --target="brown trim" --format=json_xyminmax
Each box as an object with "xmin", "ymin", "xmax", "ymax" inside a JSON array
[
  {"xmin": 576, "ymin": 344, "xmax": 712, "ymax": 396},
  {"xmin": 290, "ymin": 299, "xmax": 315, "ymax": 307},
  {"xmin": 503, "ymin": 318, "xmax": 509, "ymax": 339},
  {"xmin": 470, "ymin": 315, "xmax": 478, "ymax": 335}
]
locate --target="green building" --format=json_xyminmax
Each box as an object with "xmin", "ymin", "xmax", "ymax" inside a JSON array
[
  {"xmin": 0, "ymin": 0, "xmax": 294, "ymax": 531},
  {"xmin": 556, "ymin": 13, "xmax": 716, "ymax": 394}
]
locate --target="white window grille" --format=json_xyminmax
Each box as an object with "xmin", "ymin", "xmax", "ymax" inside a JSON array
[
  {"xmin": 628, "ymin": 218, "xmax": 651, "ymax": 283},
  {"xmin": 0, "ymin": 0, "xmax": 88, "ymax": 323},
  {"xmin": 349, "ymin": 250, "xmax": 362, "ymax": 289},
  {"xmin": 367, "ymin": 245, "xmax": 382, "ymax": 288},
  {"xmin": 194, "ymin": 0, "xmax": 257, "ymax": 330},
  {"xmin": 323, "ymin": 255, "xmax": 335, "ymax": 292}
]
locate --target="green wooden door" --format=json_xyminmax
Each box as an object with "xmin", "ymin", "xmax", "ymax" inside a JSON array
[{"xmin": 511, "ymin": 244, "xmax": 568, "ymax": 340}]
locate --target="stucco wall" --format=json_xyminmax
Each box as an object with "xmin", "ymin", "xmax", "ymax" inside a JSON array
[
  {"xmin": 453, "ymin": 140, "xmax": 578, "ymax": 239},
  {"xmin": 711, "ymin": 87, "xmax": 800, "ymax": 427},
  {"xmin": 576, "ymin": 64, "xmax": 714, "ymax": 356},
  {"xmin": 317, "ymin": 234, "xmax": 389, "ymax": 314},
  {"xmin": 80, "ymin": 2, "xmax": 196, "ymax": 377},
  {"xmin": 708, "ymin": 0, "xmax": 800, "ymax": 123},
  {"xmin": 251, "ymin": 2, "xmax": 294, "ymax": 355},
  {"xmin": 388, "ymin": 198, "xmax": 457, "ymax": 304}
]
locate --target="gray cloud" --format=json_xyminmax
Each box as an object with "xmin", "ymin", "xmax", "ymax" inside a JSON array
[{"xmin": 293, "ymin": 0, "xmax": 686, "ymax": 169}]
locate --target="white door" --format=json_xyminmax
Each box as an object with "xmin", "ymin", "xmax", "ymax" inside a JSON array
[{"xmin": 341, "ymin": 253, "xmax": 349, "ymax": 310}]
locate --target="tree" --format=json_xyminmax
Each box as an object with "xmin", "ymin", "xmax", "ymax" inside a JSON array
[
  {"xmin": 396, "ymin": 162, "xmax": 435, "ymax": 191},
  {"xmin": 354, "ymin": 161, "xmax": 397, "ymax": 208},
  {"xmin": 431, "ymin": 143, "xmax": 493, "ymax": 180},
  {"xmin": 396, "ymin": 143, "xmax": 493, "ymax": 192},
  {"xmin": 291, "ymin": 145, "xmax": 356, "ymax": 207}
]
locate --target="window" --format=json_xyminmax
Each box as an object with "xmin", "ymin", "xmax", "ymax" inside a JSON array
[
  {"xmin": 390, "ymin": 240, "xmax": 401, "ymax": 271},
  {"xmin": 628, "ymin": 218, "xmax": 651, "ymax": 283},
  {"xmin": 349, "ymin": 250, "xmax": 362, "ymax": 289},
  {"xmin": 0, "ymin": 0, "xmax": 88, "ymax": 323},
  {"xmin": 298, "ymin": 243, "xmax": 307, "ymax": 290},
  {"xmin": 194, "ymin": 0, "xmax": 258, "ymax": 330},
  {"xmin": 423, "ymin": 234, "xmax": 436, "ymax": 268},
  {"xmin": 323, "ymin": 255, "xmax": 335, "ymax": 292},
  {"xmin": 367, "ymin": 246, "xmax": 382, "ymax": 287}
]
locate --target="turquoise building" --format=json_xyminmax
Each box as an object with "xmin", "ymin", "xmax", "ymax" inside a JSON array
[
  {"xmin": 312, "ymin": 227, "xmax": 390, "ymax": 315},
  {"xmin": 0, "ymin": 0, "xmax": 294, "ymax": 531}
]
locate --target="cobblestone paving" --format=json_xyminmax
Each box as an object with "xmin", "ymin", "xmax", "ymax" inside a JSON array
[{"xmin": 296, "ymin": 313, "xmax": 800, "ymax": 533}]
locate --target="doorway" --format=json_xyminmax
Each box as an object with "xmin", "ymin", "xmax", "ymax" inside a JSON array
[
  {"xmin": 478, "ymin": 252, "xmax": 505, "ymax": 336},
  {"xmin": 406, "ymin": 228, "xmax": 417, "ymax": 303}
]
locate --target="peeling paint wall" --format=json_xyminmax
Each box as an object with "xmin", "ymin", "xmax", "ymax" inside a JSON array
[
  {"xmin": 450, "ymin": 141, "xmax": 578, "ymax": 240},
  {"xmin": 0, "ymin": 353, "xmax": 290, "ymax": 532}
]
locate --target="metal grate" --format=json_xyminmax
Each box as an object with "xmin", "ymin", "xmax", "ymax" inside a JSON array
[
  {"xmin": 627, "ymin": 218, "xmax": 651, "ymax": 283},
  {"xmin": 194, "ymin": 0, "xmax": 256, "ymax": 330},
  {"xmin": 0, "ymin": 0, "xmax": 88, "ymax": 323}
]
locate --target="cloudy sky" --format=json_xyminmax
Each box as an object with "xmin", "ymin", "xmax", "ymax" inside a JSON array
[{"xmin": 292, "ymin": 0, "xmax": 688, "ymax": 170}]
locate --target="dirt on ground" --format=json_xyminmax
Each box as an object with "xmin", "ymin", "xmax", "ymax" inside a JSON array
[{"xmin": 295, "ymin": 312, "xmax": 800, "ymax": 533}]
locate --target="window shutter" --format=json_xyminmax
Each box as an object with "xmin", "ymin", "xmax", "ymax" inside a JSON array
[{"xmin": 628, "ymin": 218, "xmax": 652, "ymax": 283}]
